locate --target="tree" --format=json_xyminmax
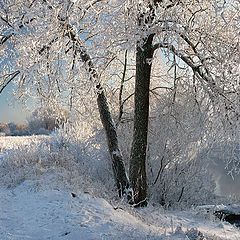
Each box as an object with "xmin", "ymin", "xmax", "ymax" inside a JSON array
[
  {"xmin": 0, "ymin": 123, "xmax": 10, "ymax": 136},
  {"xmin": 28, "ymin": 106, "xmax": 69, "ymax": 134},
  {"xmin": 8, "ymin": 122, "xmax": 16, "ymax": 134},
  {"xmin": 0, "ymin": 0, "xmax": 239, "ymax": 206},
  {"xmin": 126, "ymin": 0, "xmax": 239, "ymax": 205}
]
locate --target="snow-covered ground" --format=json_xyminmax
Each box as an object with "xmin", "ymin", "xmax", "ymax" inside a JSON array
[
  {"xmin": 0, "ymin": 136, "xmax": 240, "ymax": 240},
  {"xmin": 0, "ymin": 181, "xmax": 162, "ymax": 240},
  {"xmin": 0, "ymin": 136, "xmax": 49, "ymax": 152}
]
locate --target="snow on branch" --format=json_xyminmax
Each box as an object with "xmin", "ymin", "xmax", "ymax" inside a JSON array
[{"xmin": 0, "ymin": 71, "xmax": 20, "ymax": 94}]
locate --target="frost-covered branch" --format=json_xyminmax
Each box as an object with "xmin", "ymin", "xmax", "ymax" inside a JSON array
[
  {"xmin": 152, "ymin": 41, "xmax": 233, "ymax": 101},
  {"xmin": 0, "ymin": 71, "xmax": 20, "ymax": 94}
]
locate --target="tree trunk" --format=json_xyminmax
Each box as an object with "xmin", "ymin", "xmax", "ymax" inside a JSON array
[
  {"xmin": 97, "ymin": 85, "xmax": 130, "ymax": 197},
  {"xmin": 129, "ymin": 34, "xmax": 155, "ymax": 206},
  {"xmin": 65, "ymin": 23, "xmax": 130, "ymax": 197}
]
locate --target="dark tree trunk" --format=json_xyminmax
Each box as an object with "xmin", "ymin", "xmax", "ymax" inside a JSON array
[
  {"xmin": 129, "ymin": 34, "xmax": 155, "ymax": 206},
  {"xmin": 65, "ymin": 23, "xmax": 130, "ymax": 197},
  {"xmin": 97, "ymin": 85, "xmax": 130, "ymax": 197}
]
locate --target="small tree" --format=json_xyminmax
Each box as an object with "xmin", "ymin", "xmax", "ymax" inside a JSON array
[
  {"xmin": 0, "ymin": 123, "xmax": 10, "ymax": 136},
  {"xmin": 28, "ymin": 106, "xmax": 69, "ymax": 134}
]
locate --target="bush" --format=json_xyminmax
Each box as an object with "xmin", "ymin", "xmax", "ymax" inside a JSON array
[
  {"xmin": 27, "ymin": 106, "xmax": 69, "ymax": 135},
  {"xmin": 117, "ymin": 89, "xmax": 216, "ymax": 208},
  {"xmin": 0, "ymin": 123, "xmax": 10, "ymax": 136},
  {"xmin": 0, "ymin": 127, "xmax": 115, "ymax": 198}
]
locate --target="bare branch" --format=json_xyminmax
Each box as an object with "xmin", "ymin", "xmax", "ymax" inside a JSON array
[
  {"xmin": 0, "ymin": 18, "xmax": 35, "ymax": 46},
  {"xmin": 0, "ymin": 71, "xmax": 20, "ymax": 94},
  {"xmin": 152, "ymin": 42, "xmax": 218, "ymax": 92},
  {"xmin": 116, "ymin": 50, "xmax": 128, "ymax": 127}
]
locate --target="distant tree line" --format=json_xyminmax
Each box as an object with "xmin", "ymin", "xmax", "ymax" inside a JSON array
[
  {"xmin": 0, "ymin": 122, "xmax": 28, "ymax": 136},
  {"xmin": 0, "ymin": 107, "xmax": 69, "ymax": 136}
]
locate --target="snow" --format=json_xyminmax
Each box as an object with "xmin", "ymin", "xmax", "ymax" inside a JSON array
[
  {"xmin": 0, "ymin": 180, "xmax": 165, "ymax": 240},
  {"xmin": 0, "ymin": 136, "xmax": 49, "ymax": 153},
  {"xmin": 0, "ymin": 182, "xmax": 157, "ymax": 240},
  {"xmin": 0, "ymin": 136, "xmax": 240, "ymax": 240}
]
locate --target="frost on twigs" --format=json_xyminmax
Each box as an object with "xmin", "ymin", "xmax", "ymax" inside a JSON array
[
  {"xmin": 0, "ymin": 126, "xmax": 116, "ymax": 199},
  {"xmin": 186, "ymin": 228, "xmax": 205, "ymax": 240}
]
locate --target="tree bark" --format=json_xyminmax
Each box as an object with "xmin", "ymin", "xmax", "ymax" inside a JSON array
[
  {"xmin": 65, "ymin": 23, "xmax": 130, "ymax": 197},
  {"xmin": 97, "ymin": 87, "xmax": 130, "ymax": 197},
  {"xmin": 129, "ymin": 34, "xmax": 155, "ymax": 206}
]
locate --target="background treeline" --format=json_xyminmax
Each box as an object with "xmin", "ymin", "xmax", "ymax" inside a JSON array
[{"xmin": 0, "ymin": 106, "xmax": 69, "ymax": 136}]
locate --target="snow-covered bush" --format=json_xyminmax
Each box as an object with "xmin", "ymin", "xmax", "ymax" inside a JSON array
[
  {"xmin": 0, "ymin": 126, "xmax": 115, "ymax": 198},
  {"xmin": 0, "ymin": 123, "xmax": 11, "ymax": 136},
  {"xmin": 27, "ymin": 106, "xmax": 69, "ymax": 135},
  {"xmin": 117, "ymin": 87, "xmax": 216, "ymax": 208},
  {"xmin": 147, "ymin": 92, "xmax": 216, "ymax": 208},
  {"xmin": 185, "ymin": 228, "xmax": 204, "ymax": 240}
]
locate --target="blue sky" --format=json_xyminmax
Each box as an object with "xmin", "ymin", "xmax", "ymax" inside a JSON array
[{"xmin": 0, "ymin": 85, "xmax": 28, "ymax": 123}]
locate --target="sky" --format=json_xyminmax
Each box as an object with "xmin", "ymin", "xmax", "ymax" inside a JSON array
[{"xmin": 0, "ymin": 84, "xmax": 29, "ymax": 123}]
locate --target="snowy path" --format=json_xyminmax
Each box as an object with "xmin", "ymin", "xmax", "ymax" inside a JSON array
[
  {"xmin": 1, "ymin": 180, "xmax": 240, "ymax": 240},
  {"xmin": 0, "ymin": 182, "xmax": 164, "ymax": 240}
]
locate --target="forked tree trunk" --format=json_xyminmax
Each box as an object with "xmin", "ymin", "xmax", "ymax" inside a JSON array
[{"xmin": 129, "ymin": 34, "xmax": 155, "ymax": 206}]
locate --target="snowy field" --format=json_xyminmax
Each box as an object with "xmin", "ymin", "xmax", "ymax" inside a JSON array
[
  {"xmin": 0, "ymin": 136, "xmax": 240, "ymax": 240},
  {"xmin": 0, "ymin": 136, "xmax": 49, "ymax": 152}
]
